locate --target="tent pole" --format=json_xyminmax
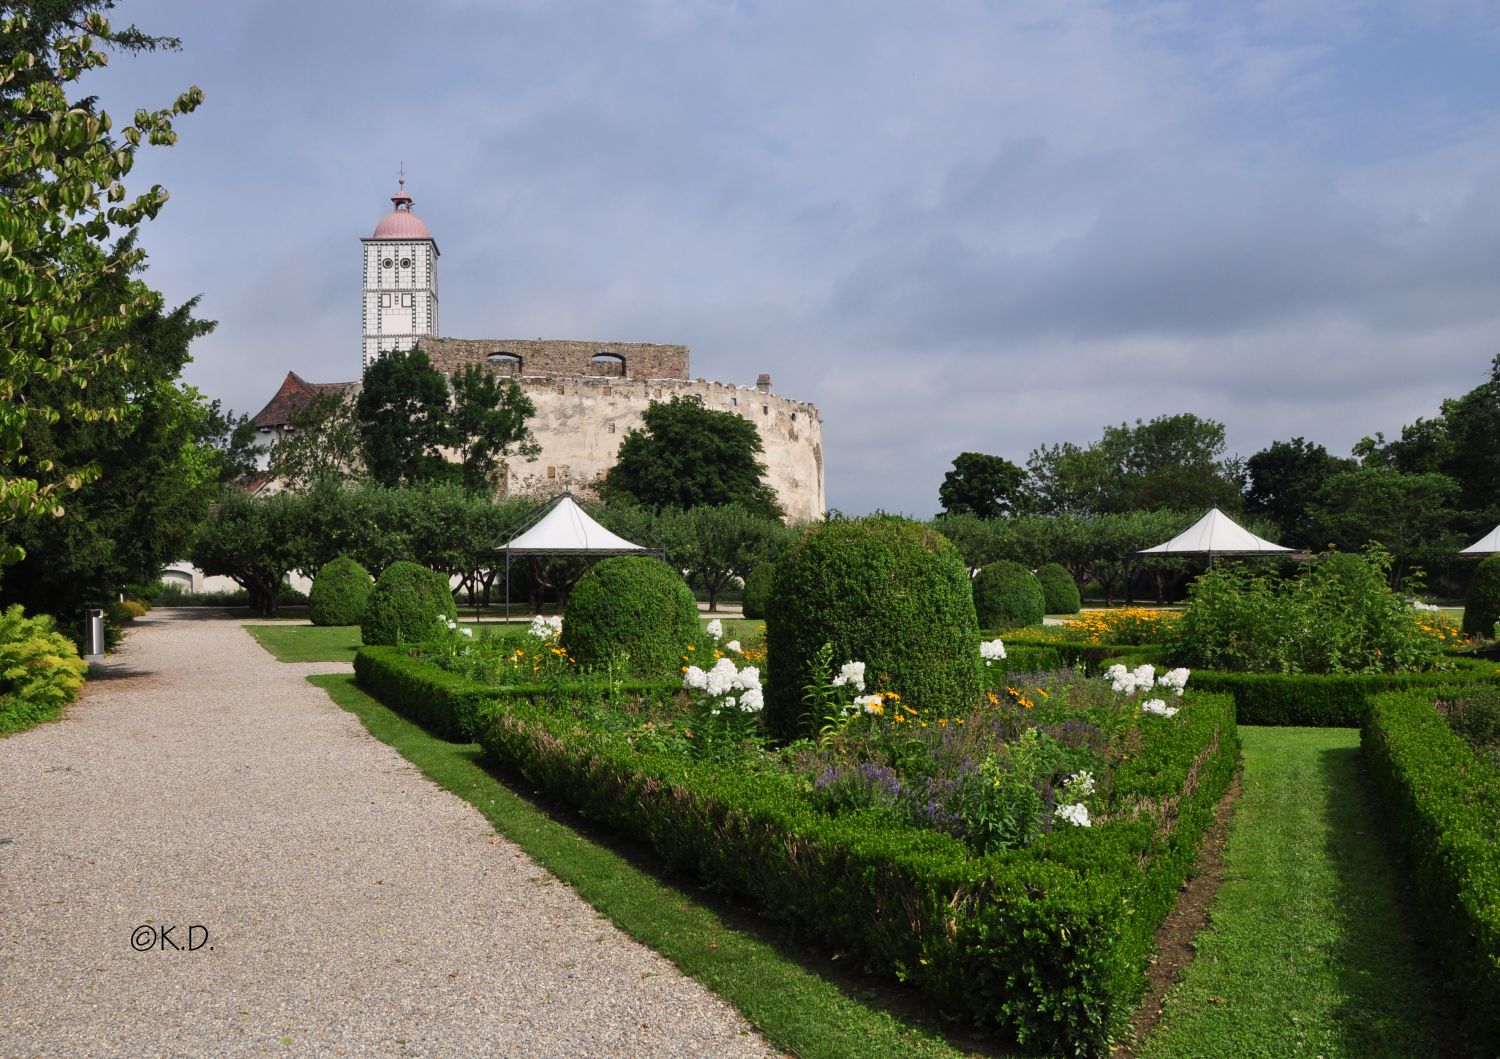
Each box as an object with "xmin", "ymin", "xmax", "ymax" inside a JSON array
[{"xmin": 505, "ymin": 550, "xmax": 512, "ymax": 625}]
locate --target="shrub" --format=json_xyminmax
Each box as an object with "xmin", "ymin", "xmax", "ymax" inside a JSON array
[
  {"xmin": 1035, "ymin": 563, "xmax": 1082, "ymax": 615},
  {"xmin": 1173, "ymin": 548, "xmax": 1450, "ymax": 674},
  {"xmin": 766, "ymin": 517, "xmax": 980, "ymax": 740},
  {"xmin": 1463, "ymin": 554, "xmax": 1500, "ymax": 636},
  {"xmin": 1363, "ymin": 690, "xmax": 1500, "ymax": 1051},
  {"xmin": 972, "ymin": 560, "xmax": 1046, "ymax": 631},
  {"xmin": 741, "ymin": 560, "xmax": 775, "ymax": 620},
  {"xmin": 1062, "ymin": 607, "xmax": 1178, "ymax": 645},
  {"xmin": 561, "ymin": 556, "xmax": 700, "ymax": 678},
  {"xmin": 308, "ymin": 556, "xmax": 374, "ymax": 626},
  {"xmin": 360, "ymin": 561, "xmax": 457, "ymax": 646},
  {"xmin": 355, "ymin": 647, "xmax": 1236, "ymax": 1056},
  {"xmin": 0, "ymin": 605, "xmax": 90, "ymax": 734}
]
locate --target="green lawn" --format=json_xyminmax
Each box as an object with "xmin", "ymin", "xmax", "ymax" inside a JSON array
[
  {"xmin": 307, "ymin": 673, "xmax": 995, "ymax": 1059},
  {"xmin": 1139, "ymin": 726, "xmax": 1453, "ymax": 1059},
  {"xmin": 246, "ymin": 623, "xmax": 363, "ymax": 663}
]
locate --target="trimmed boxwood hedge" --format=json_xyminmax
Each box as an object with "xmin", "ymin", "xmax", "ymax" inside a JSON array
[
  {"xmin": 353, "ymin": 645, "xmax": 1237, "ymax": 1056},
  {"xmin": 766, "ymin": 517, "xmax": 980, "ymax": 740},
  {"xmin": 972, "ymin": 560, "xmax": 1046, "ymax": 630},
  {"xmin": 562, "ymin": 556, "xmax": 701, "ymax": 679},
  {"xmin": 740, "ymin": 560, "xmax": 775, "ymax": 620},
  {"xmin": 1036, "ymin": 563, "xmax": 1082, "ymax": 615},
  {"xmin": 1188, "ymin": 659, "xmax": 1500, "ymax": 726},
  {"xmin": 1362, "ymin": 690, "xmax": 1500, "ymax": 1053},
  {"xmin": 308, "ymin": 556, "xmax": 374, "ymax": 626},
  {"xmin": 361, "ymin": 561, "xmax": 457, "ymax": 646}
]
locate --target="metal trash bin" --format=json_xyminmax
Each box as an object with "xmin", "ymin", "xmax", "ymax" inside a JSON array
[{"xmin": 85, "ymin": 607, "xmax": 106, "ymax": 660}]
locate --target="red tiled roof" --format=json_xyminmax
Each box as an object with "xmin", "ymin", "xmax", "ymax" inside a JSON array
[{"xmin": 250, "ymin": 372, "xmax": 358, "ymax": 429}]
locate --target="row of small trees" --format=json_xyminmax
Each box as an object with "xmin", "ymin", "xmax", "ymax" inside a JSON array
[{"xmin": 189, "ymin": 482, "xmax": 799, "ymax": 615}]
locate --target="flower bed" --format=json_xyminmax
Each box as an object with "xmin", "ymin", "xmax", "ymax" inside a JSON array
[
  {"xmin": 354, "ymin": 636, "xmax": 1237, "ymax": 1055},
  {"xmin": 1362, "ymin": 689, "xmax": 1500, "ymax": 1051}
]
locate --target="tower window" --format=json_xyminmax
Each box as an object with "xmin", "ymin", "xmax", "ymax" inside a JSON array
[
  {"xmin": 401, "ymin": 293, "xmax": 412, "ymax": 307},
  {"xmin": 380, "ymin": 293, "xmax": 391, "ymax": 308}
]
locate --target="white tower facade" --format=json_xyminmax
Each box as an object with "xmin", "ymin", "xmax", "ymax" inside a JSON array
[{"xmin": 360, "ymin": 179, "xmax": 439, "ymax": 370}]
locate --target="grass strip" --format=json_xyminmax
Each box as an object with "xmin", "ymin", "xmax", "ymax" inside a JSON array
[
  {"xmin": 246, "ymin": 624, "xmax": 363, "ymax": 663},
  {"xmin": 308, "ymin": 672, "xmax": 991, "ymax": 1059},
  {"xmin": 1139, "ymin": 726, "xmax": 1452, "ymax": 1059}
]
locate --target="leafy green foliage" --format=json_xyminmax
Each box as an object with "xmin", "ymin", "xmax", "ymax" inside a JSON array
[
  {"xmin": 1172, "ymin": 549, "xmax": 1451, "ymax": 674},
  {"xmin": 448, "ymin": 363, "xmax": 541, "ymax": 492},
  {"xmin": 0, "ymin": 603, "xmax": 88, "ymax": 733},
  {"xmin": 937, "ymin": 451, "xmax": 1026, "ymax": 519},
  {"xmin": 741, "ymin": 560, "xmax": 775, "ymax": 619},
  {"xmin": 1310, "ymin": 467, "xmax": 1458, "ymax": 586},
  {"xmin": 0, "ymin": 11, "xmax": 202, "ymax": 537},
  {"xmin": 1243, "ymin": 437, "xmax": 1354, "ymax": 548},
  {"xmin": 1026, "ymin": 413, "xmax": 1241, "ymax": 516},
  {"xmin": 1363, "ymin": 690, "xmax": 1500, "ymax": 1052},
  {"xmin": 1463, "ymin": 554, "xmax": 1500, "ymax": 636},
  {"xmin": 1035, "ymin": 562, "xmax": 1082, "ymax": 614},
  {"xmin": 1186, "ymin": 661, "xmax": 1500, "ymax": 726},
  {"xmin": 266, "ymin": 392, "xmax": 365, "ymax": 488},
  {"xmin": 972, "ymin": 559, "xmax": 1045, "ymax": 630},
  {"xmin": 356, "ymin": 349, "xmax": 455, "ymax": 487},
  {"xmin": 307, "ymin": 556, "xmax": 373, "ymax": 627},
  {"xmin": 765, "ymin": 517, "xmax": 980, "ymax": 740},
  {"xmin": 360, "ymin": 561, "xmax": 456, "ymax": 647},
  {"xmin": 189, "ymin": 489, "xmax": 306, "ymax": 615},
  {"xmin": 602, "ymin": 395, "xmax": 782, "ymax": 518},
  {"xmin": 561, "ymin": 556, "xmax": 699, "ymax": 679}
]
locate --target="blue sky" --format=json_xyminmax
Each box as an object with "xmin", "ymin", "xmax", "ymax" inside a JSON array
[{"xmin": 86, "ymin": 0, "xmax": 1500, "ymax": 515}]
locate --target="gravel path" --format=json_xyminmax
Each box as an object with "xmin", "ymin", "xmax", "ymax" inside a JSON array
[{"xmin": 0, "ymin": 611, "xmax": 780, "ymax": 1058}]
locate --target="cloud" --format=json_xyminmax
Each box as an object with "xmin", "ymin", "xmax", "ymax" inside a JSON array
[{"xmin": 80, "ymin": 0, "xmax": 1500, "ymax": 515}]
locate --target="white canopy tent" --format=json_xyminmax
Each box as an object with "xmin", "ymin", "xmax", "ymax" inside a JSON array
[
  {"xmin": 1138, "ymin": 507, "xmax": 1293, "ymax": 557},
  {"xmin": 484, "ymin": 494, "xmax": 658, "ymax": 620},
  {"xmin": 1460, "ymin": 524, "xmax": 1500, "ymax": 555}
]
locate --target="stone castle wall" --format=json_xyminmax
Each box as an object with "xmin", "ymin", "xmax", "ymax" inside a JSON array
[
  {"xmin": 416, "ymin": 337, "xmax": 824, "ymax": 522},
  {"xmin": 420, "ymin": 337, "xmax": 690, "ymax": 381},
  {"xmin": 502, "ymin": 376, "xmax": 824, "ymax": 523}
]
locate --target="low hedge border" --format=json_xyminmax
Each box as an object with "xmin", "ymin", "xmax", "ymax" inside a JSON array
[
  {"xmin": 1362, "ymin": 690, "xmax": 1500, "ymax": 1053},
  {"xmin": 353, "ymin": 646, "xmax": 678, "ymax": 742},
  {"xmin": 1189, "ymin": 659, "xmax": 1500, "ymax": 727},
  {"xmin": 354, "ymin": 646, "xmax": 1238, "ymax": 1056}
]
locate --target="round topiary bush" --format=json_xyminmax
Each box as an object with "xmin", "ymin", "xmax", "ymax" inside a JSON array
[
  {"xmin": 309, "ymin": 556, "xmax": 374, "ymax": 626},
  {"xmin": 1035, "ymin": 562, "xmax": 1082, "ymax": 616},
  {"xmin": 972, "ymin": 560, "xmax": 1046, "ymax": 630},
  {"xmin": 741, "ymin": 561, "xmax": 776, "ymax": 620},
  {"xmin": 765, "ymin": 516, "xmax": 980, "ymax": 740},
  {"xmin": 360, "ymin": 561, "xmax": 457, "ymax": 646},
  {"xmin": 1464, "ymin": 554, "xmax": 1500, "ymax": 636},
  {"xmin": 561, "ymin": 556, "xmax": 700, "ymax": 678}
]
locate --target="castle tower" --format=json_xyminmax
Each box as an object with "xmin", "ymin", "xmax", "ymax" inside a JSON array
[{"xmin": 361, "ymin": 176, "xmax": 439, "ymax": 371}]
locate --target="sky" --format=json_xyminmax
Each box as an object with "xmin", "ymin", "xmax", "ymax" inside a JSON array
[{"xmin": 83, "ymin": 0, "xmax": 1500, "ymax": 516}]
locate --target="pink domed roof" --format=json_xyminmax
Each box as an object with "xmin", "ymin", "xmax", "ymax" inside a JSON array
[
  {"xmin": 373, "ymin": 209, "xmax": 432, "ymax": 240},
  {"xmin": 371, "ymin": 178, "xmax": 433, "ymax": 240}
]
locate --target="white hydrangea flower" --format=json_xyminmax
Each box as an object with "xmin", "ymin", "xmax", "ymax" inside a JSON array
[
  {"xmin": 831, "ymin": 661, "xmax": 866, "ymax": 692},
  {"xmin": 704, "ymin": 657, "xmax": 739, "ymax": 697},
  {"xmin": 683, "ymin": 665, "xmax": 708, "ymax": 691},
  {"xmin": 1156, "ymin": 667, "xmax": 1191, "ymax": 696},
  {"xmin": 1106, "ymin": 663, "xmax": 1159, "ymax": 695},
  {"xmin": 980, "ymin": 639, "xmax": 1007, "ymax": 665},
  {"xmin": 706, "ymin": 619, "xmax": 724, "ymax": 640},
  {"xmin": 725, "ymin": 640, "xmax": 742, "ymax": 653},
  {"xmin": 1056, "ymin": 803, "xmax": 1091, "ymax": 828},
  {"xmin": 1141, "ymin": 698, "xmax": 1179, "ymax": 718},
  {"xmin": 738, "ymin": 685, "xmax": 764, "ymax": 712},
  {"xmin": 732, "ymin": 665, "xmax": 761, "ymax": 692}
]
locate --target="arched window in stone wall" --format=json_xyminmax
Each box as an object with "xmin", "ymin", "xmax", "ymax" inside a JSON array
[
  {"xmin": 487, "ymin": 352, "xmax": 522, "ymax": 375},
  {"xmin": 589, "ymin": 353, "xmax": 626, "ymax": 377}
]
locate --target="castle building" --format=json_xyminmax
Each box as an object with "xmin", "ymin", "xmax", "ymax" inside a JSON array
[{"xmin": 252, "ymin": 182, "xmax": 825, "ymax": 522}]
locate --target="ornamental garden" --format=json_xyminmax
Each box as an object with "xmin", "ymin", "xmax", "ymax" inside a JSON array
[{"xmin": 281, "ymin": 517, "xmax": 1496, "ymax": 1056}]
